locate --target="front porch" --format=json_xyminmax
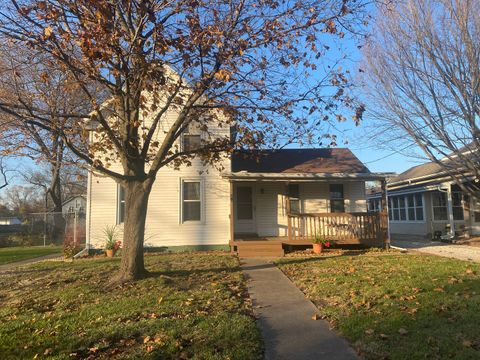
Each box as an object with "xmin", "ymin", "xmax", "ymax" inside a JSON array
[{"xmin": 230, "ymin": 211, "xmax": 388, "ymax": 257}]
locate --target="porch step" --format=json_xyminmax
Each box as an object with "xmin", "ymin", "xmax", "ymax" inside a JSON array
[{"xmin": 235, "ymin": 242, "xmax": 285, "ymax": 257}]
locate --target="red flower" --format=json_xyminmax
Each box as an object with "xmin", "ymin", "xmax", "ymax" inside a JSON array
[{"xmin": 325, "ymin": 242, "xmax": 331, "ymax": 248}]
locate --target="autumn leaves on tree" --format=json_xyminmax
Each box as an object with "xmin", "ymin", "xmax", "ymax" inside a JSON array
[{"xmin": 0, "ymin": 0, "xmax": 368, "ymax": 281}]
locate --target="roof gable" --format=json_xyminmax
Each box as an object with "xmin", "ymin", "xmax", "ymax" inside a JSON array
[{"xmin": 232, "ymin": 148, "xmax": 370, "ymax": 174}]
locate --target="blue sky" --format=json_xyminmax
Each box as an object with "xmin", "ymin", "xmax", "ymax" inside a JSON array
[{"xmin": 0, "ymin": 4, "xmax": 423, "ymax": 195}]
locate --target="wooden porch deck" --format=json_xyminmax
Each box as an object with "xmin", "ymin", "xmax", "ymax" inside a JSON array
[{"xmin": 231, "ymin": 212, "xmax": 388, "ymax": 257}]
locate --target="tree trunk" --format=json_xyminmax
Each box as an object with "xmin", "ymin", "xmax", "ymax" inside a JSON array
[
  {"xmin": 115, "ymin": 178, "xmax": 154, "ymax": 282},
  {"xmin": 49, "ymin": 170, "xmax": 65, "ymax": 244}
]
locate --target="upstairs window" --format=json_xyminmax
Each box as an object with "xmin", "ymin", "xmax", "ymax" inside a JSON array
[
  {"xmin": 183, "ymin": 134, "xmax": 201, "ymax": 152},
  {"xmin": 182, "ymin": 125, "xmax": 201, "ymax": 152},
  {"xmin": 288, "ymin": 184, "xmax": 300, "ymax": 214},
  {"xmin": 329, "ymin": 184, "xmax": 345, "ymax": 213},
  {"xmin": 117, "ymin": 185, "xmax": 125, "ymax": 224},
  {"xmin": 182, "ymin": 180, "xmax": 202, "ymax": 222}
]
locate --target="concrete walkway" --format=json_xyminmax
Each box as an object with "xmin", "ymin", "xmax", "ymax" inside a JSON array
[
  {"xmin": 241, "ymin": 258, "xmax": 358, "ymax": 360},
  {"xmin": 393, "ymin": 239, "xmax": 480, "ymax": 263},
  {"xmin": 0, "ymin": 253, "xmax": 62, "ymax": 274}
]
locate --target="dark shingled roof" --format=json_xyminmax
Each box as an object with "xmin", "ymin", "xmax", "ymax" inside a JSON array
[
  {"xmin": 390, "ymin": 161, "xmax": 443, "ymax": 183},
  {"xmin": 231, "ymin": 148, "xmax": 370, "ymax": 174}
]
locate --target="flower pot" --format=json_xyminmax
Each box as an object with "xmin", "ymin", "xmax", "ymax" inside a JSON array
[
  {"xmin": 312, "ymin": 243, "xmax": 323, "ymax": 254},
  {"xmin": 106, "ymin": 249, "xmax": 115, "ymax": 258}
]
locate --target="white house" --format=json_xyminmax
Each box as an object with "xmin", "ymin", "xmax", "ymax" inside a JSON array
[
  {"xmin": 86, "ymin": 144, "xmax": 387, "ymax": 256},
  {"xmin": 62, "ymin": 195, "xmax": 86, "ymax": 215},
  {"xmin": 368, "ymin": 157, "xmax": 480, "ymax": 242}
]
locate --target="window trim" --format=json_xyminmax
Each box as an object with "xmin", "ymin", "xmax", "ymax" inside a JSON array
[
  {"xmin": 451, "ymin": 191, "xmax": 465, "ymax": 221},
  {"xmin": 388, "ymin": 193, "xmax": 426, "ymax": 223},
  {"xmin": 431, "ymin": 190, "xmax": 467, "ymax": 223},
  {"xmin": 431, "ymin": 191, "xmax": 449, "ymax": 222},
  {"xmin": 180, "ymin": 178, "xmax": 204, "ymax": 224},
  {"xmin": 287, "ymin": 183, "xmax": 301, "ymax": 214},
  {"xmin": 329, "ymin": 183, "xmax": 345, "ymax": 213}
]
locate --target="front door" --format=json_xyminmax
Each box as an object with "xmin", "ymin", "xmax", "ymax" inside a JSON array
[
  {"xmin": 234, "ymin": 185, "xmax": 256, "ymax": 234},
  {"xmin": 470, "ymin": 197, "xmax": 480, "ymax": 235}
]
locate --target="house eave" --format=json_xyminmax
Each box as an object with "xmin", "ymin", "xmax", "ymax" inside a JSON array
[{"xmin": 223, "ymin": 172, "xmax": 387, "ymax": 182}]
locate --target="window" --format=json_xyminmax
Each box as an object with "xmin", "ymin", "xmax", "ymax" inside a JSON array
[
  {"xmin": 183, "ymin": 134, "xmax": 201, "ymax": 152},
  {"xmin": 182, "ymin": 181, "xmax": 201, "ymax": 221},
  {"xmin": 329, "ymin": 184, "xmax": 345, "ymax": 213},
  {"xmin": 368, "ymin": 198, "xmax": 380, "ymax": 212},
  {"xmin": 452, "ymin": 192, "xmax": 465, "ymax": 221},
  {"xmin": 389, "ymin": 194, "xmax": 424, "ymax": 222},
  {"xmin": 117, "ymin": 185, "xmax": 125, "ymax": 224},
  {"xmin": 288, "ymin": 184, "xmax": 300, "ymax": 214},
  {"xmin": 432, "ymin": 192, "xmax": 448, "ymax": 221}
]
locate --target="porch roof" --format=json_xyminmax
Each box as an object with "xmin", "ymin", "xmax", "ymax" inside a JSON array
[
  {"xmin": 232, "ymin": 148, "xmax": 370, "ymax": 174},
  {"xmin": 223, "ymin": 171, "xmax": 386, "ymax": 181},
  {"xmin": 225, "ymin": 148, "xmax": 388, "ymax": 181}
]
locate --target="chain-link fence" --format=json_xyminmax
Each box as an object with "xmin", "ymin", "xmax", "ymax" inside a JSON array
[{"xmin": 0, "ymin": 212, "xmax": 86, "ymax": 252}]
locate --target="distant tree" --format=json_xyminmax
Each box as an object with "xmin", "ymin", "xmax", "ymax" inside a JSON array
[
  {"xmin": 3, "ymin": 185, "xmax": 43, "ymax": 215},
  {"xmin": 24, "ymin": 164, "xmax": 87, "ymax": 208},
  {"xmin": 0, "ymin": 45, "xmax": 91, "ymax": 238},
  {"xmin": 0, "ymin": 158, "xmax": 12, "ymax": 191},
  {"xmin": 0, "ymin": 0, "xmax": 369, "ymax": 282},
  {"xmin": 362, "ymin": 0, "xmax": 480, "ymax": 196}
]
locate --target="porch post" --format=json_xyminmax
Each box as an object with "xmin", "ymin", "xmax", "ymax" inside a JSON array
[
  {"xmin": 446, "ymin": 183, "xmax": 455, "ymax": 237},
  {"xmin": 229, "ymin": 180, "xmax": 235, "ymax": 251},
  {"xmin": 380, "ymin": 179, "xmax": 390, "ymax": 249}
]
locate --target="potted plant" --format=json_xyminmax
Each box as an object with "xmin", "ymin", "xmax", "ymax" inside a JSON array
[
  {"xmin": 104, "ymin": 225, "xmax": 121, "ymax": 257},
  {"xmin": 312, "ymin": 234, "xmax": 331, "ymax": 254}
]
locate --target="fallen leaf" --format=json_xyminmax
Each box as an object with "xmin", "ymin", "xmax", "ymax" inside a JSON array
[
  {"xmin": 311, "ymin": 314, "xmax": 320, "ymax": 320},
  {"xmin": 398, "ymin": 328, "xmax": 408, "ymax": 335},
  {"xmin": 379, "ymin": 333, "xmax": 389, "ymax": 340},
  {"xmin": 364, "ymin": 329, "xmax": 374, "ymax": 335},
  {"xmin": 44, "ymin": 348, "xmax": 52, "ymax": 355},
  {"xmin": 143, "ymin": 336, "xmax": 151, "ymax": 344},
  {"xmin": 462, "ymin": 340, "xmax": 473, "ymax": 348},
  {"xmin": 433, "ymin": 287, "xmax": 444, "ymax": 292}
]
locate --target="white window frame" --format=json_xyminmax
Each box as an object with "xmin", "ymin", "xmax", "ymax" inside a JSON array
[
  {"xmin": 117, "ymin": 184, "xmax": 125, "ymax": 225},
  {"xmin": 431, "ymin": 191, "xmax": 449, "ymax": 222},
  {"xmin": 451, "ymin": 191, "xmax": 466, "ymax": 221},
  {"xmin": 388, "ymin": 193, "xmax": 425, "ymax": 223},
  {"xmin": 181, "ymin": 124, "xmax": 202, "ymax": 153},
  {"xmin": 180, "ymin": 178, "xmax": 204, "ymax": 224},
  {"xmin": 367, "ymin": 198, "xmax": 381, "ymax": 212}
]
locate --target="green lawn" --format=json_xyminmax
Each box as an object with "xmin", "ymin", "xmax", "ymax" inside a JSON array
[
  {"xmin": 277, "ymin": 252, "xmax": 480, "ymax": 360},
  {"xmin": 0, "ymin": 246, "xmax": 62, "ymax": 265},
  {"xmin": 0, "ymin": 253, "xmax": 262, "ymax": 359}
]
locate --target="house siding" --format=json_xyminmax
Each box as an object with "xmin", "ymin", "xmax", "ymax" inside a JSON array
[{"xmin": 88, "ymin": 161, "xmax": 230, "ymax": 249}]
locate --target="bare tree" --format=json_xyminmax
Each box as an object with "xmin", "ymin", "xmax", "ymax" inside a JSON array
[
  {"xmin": 362, "ymin": 0, "xmax": 480, "ymax": 194},
  {"xmin": 0, "ymin": 157, "xmax": 12, "ymax": 190},
  {"xmin": 0, "ymin": 45, "xmax": 91, "ymax": 239},
  {"xmin": 0, "ymin": 0, "xmax": 369, "ymax": 282}
]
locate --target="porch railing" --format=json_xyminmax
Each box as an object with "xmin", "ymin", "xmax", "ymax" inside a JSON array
[{"xmin": 287, "ymin": 212, "xmax": 388, "ymax": 245}]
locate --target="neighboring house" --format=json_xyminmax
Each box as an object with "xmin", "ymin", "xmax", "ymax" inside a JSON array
[
  {"xmin": 62, "ymin": 195, "xmax": 86, "ymax": 215},
  {"xmin": 86, "ymin": 145, "xmax": 387, "ymax": 255},
  {"xmin": 0, "ymin": 217, "xmax": 21, "ymax": 225},
  {"xmin": 368, "ymin": 159, "xmax": 480, "ymax": 242}
]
